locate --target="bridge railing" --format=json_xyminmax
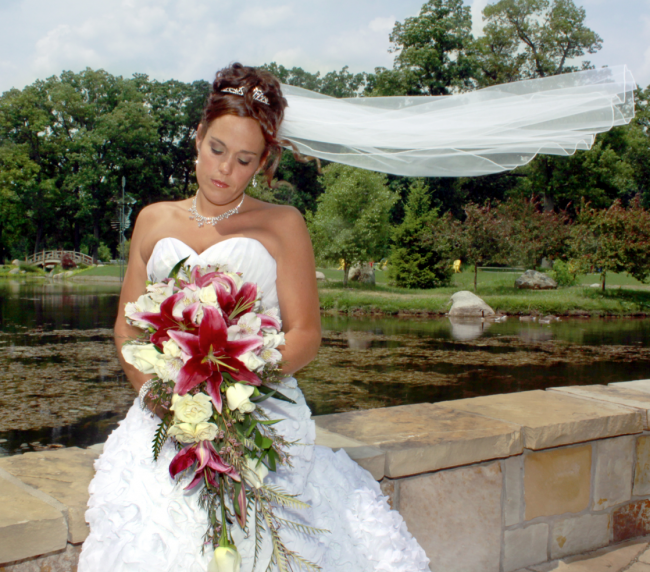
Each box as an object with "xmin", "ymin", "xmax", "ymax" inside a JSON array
[{"xmin": 26, "ymin": 250, "xmax": 95, "ymax": 266}]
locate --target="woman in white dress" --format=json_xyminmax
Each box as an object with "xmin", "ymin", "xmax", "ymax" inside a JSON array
[{"xmin": 78, "ymin": 63, "xmax": 431, "ymax": 572}]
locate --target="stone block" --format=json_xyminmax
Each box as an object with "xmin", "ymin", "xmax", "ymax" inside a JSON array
[
  {"xmin": 314, "ymin": 403, "xmax": 522, "ymax": 478},
  {"xmin": 399, "ymin": 462, "xmax": 502, "ymax": 572},
  {"xmin": 0, "ymin": 477, "xmax": 67, "ymax": 563},
  {"xmin": 529, "ymin": 540, "xmax": 647, "ymax": 572},
  {"xmin": 441, "ymin": 390, "xmax": 642, "ymax": 450},
  {"xmin": 634, "ymin": 435, "xmax": 650, "ymax": 496},
  {"xmin": 593, "ymin": 435, "xmax": 634, "ymax": 510},
  {"xmin": 610, "ymin": 379, "xmax": 650, "ymax": 393},
  {"xmin": 0, "ymin": 447, "xmax": 101, "ymax": 544},
  {"xmin": 551, "ymin": 385, "xmax": 650, "ymax": 429},
  {"xmin": 613, "ymin": 500, "xmax": 650, "ymax": 542},
  {"xmin": 2, "ymin": 542, "xmax": 82, "ymax": 571},
  {"xmin": 504, "ymin": 456, "xmax": 523, "ymax": 526},
  {"xmin": 503, "ymin": 524, "xmax": 548, "ymax": 572},
  {"xmin": 550, "ymin": 513, "xmax": 611, "ymax": 559},
  {"xmin": 524, "ymin": 445, "xmax": 591, "ymax": 521}
]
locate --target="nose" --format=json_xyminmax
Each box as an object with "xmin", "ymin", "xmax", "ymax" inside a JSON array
[{"xmin": 218, "ymin": 157, "xmax": 233, "ymax": 176}]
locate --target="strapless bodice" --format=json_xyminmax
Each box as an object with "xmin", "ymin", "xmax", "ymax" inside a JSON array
[{"xmin": 146, "ymin": 237, "xmax": 279, "ymax": 310}]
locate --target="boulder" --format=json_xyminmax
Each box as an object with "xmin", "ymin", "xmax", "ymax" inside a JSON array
[
  {"xmin": 448, "ymin": 291, "xmax": 495, "ymax": 318},
  {"xmin": 8, "ymin": 267, "xmax": 19, "ymax": 275},
  {"xmin": 515, "ymin": 270, "xmax": 557, "ymax": 290},
  {"xmin": 316, "ymin": 271, "xmax": 326, "ymax": 281},
  {"xmin": 348, "ymin": 263, "xmax": 375, "ymax": 286},
  {"xmin": 11, "ymin": 259, "xmax": 20, "ymax": 266}
]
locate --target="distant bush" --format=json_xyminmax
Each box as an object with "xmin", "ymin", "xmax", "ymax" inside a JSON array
[
  {"xmin": 60, "ymin": 253, "xmax": 77, "ymax": 270},
  {"xmin": 17, "ymin": 262, "xmax": 45, "ymax": 274},
  {"xmin": 549, "ymin": 259, "xmax": 579, "ymax": 286},
  {"xmin": 97, "ymin": 243, "xmax": 112, "ymax": 263}
]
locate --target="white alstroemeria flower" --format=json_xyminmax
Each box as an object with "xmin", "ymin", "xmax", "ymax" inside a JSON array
[
  {"xmin": 146, "ymin": 280, "xmax": 176, "ymax": 304},
  {"xmin": 154, "ymin": 356, "xmax": 182, "ymax": 382},
  {"xmin": 125, "ymin": 295, "xmax": 160, "ymax": 327},
  {"xmin": 239, "ymin": 350, "xmax": 266, "ymax": 373},
  {"xmin": 227, "ymin": 313, "xmax": 262, "ymax": 341},
  {"xmin": 259, "ymin": 347, "xmax": 282, "ymax": 366},
  {"xmin": 199, "ymin": 284, "xmax": 218, "ymax": 306},
  {"xmin": 226, "ymin": 272, "xmax": 243, "ymax": 291},
  {"xmin": 262, "ymin": 331, "xmax": 285, "ymax": 350},
  {"xmin": 170, "ymin": 393, "xmax": 213, "ymax": 424},
  {"xmin": 243, "ymin": 457, "xmax": 269, "ymax": 489},
  {"xmin": 208, "ymin": 545, "xmax": 242, "ymax": 572},
  {"xmin": 226, "ymin": 384, "xmax": 256, "ymax": 413},
  {"xmin": 122, "ymin": 343, "xmax": 160, "ymax": 374},
  {"xmin": 168, "ymin": 421, "xmax": 218, "ymax": 443}
]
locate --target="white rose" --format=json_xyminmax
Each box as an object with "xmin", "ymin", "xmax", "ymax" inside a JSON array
[
  {"xmin": 208, "ymin": 546, "xmax": 242, "ymax": 572},
  {"xmin": 239, "ymin": 351, "xmax": 266, "ymax": 373},
  {"xmin": 226, "ymin": 384, "xmax": 256, "ymax": 414},
  {"xmin": 121, "ymin": 343, "xmax": 160, "ymax": 374},
  {"xmin": 162, "ymin": 339, "xmax": 182, "ymax": 359},
  {"xmin": 168, "ymin": 421, "xmax": 218, "ymax": 443},
  {"xmin": 171, "ymin": 393, "xmax": 213, "ymax": 424},
  {"xmin": 243, "ymin": 457, "xmax": 269, "ymax": 489},
  {"xmin": 199, "ymin": 285, "xmax": 218, "ymax": 306},
  {"xmin": 226, "ymin": 272, "xmax": 244, "ymax": 291},
  {"xmin": 146, "ymin": 280, "xmax": 176, "ymax": 304}
]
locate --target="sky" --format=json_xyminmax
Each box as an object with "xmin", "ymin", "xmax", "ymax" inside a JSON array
[{"xmin": 0, "ymin": 0, "xmax": 649, "ymax": 95}]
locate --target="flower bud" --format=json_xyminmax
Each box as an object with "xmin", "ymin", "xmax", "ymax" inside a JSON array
[
  {"xmin": 208, "ymin": 545, "xmax": 242, "ymax": 572},
  {"xmin": 226, "ymin": 384, "xmax": 255, "ymax": 414}
]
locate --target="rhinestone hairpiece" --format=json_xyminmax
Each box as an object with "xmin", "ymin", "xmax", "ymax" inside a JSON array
[{"xmin": 220, "ymin": 85, "xmax": 269, "ymax": 105}]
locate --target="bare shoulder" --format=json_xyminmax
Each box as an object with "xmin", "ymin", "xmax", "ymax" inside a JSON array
[
  {"xmin": 254, "ymin": 202, "xmax": 307, "ymax": 235},
  {"xmin": 136, "ymin": 200, "xmax": 189, "ymax": 224}
]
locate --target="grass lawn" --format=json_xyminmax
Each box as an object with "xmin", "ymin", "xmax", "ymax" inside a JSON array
[
  {"xmin": 316, "ymin": 267, "xmax": 650, "ymax": 316},
  {"xmin": 73, "ymin": 265, "xmax": 123, "ymax": 277}
]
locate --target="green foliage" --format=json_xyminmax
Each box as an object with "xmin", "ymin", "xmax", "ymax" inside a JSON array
[
  {"xmin": 371, "ymin": 0, "xmax": 475, "ymax": 96},
  {"xmin": 118, "ymin": 239, "xmax": 131, "ymax": 261},
  {"xmin": 388, "ymin": 179, "xmax": 453, "ymax": 288},
  {"xmin": 570, "ymin": 198, "xmax": 650, "ymax": 290},
  {"xmin": 97, "ymin": 242, "xmax": 112, "ymax": 262},
  {"xmin": 307, "ymin": 164, "xmax": 397, "ymax": 286},
  {"xmin": 548, "ymin": 259, "xmax": 579, "ymax": 286}
]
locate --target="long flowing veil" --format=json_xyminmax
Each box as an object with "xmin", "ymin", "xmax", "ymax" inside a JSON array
[{"xmin": 279, "ymin": 66, "xmax": 636, "ymax": 177}]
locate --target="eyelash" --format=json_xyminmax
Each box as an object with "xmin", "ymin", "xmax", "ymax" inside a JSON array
[{"xmin": 210, "ymin": 147, "xmax": 251, "ymax": 166}]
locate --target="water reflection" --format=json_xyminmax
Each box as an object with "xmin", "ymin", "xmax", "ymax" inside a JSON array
[{"xmin": 448, "ymin": 317, "xmax": 492, "ymax": 341}]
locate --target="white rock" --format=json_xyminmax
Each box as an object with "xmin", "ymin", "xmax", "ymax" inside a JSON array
[
  {"xmin": 515, "ymin": 270, "xmax": 557, "ymax": 290},
  {"xmin": 315, "ymin": 271, "xmax": 326, "ymax": 281},
  {"xmin": 448, "ymin": 290, "xmax": 495, "ymax": 317},
  {"xmin": 348, "ymin": 262, "xmax": 375, "ymax": 285},
  {"xmin": 504, "ymin": 524, "xmax": 548, "ymax": 572},
  {"xmin": 551, "ymin": 513, "xmax": 611, "ymax": 559}
]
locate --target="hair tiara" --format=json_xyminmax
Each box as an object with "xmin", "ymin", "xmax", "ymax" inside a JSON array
[{"xmin": 221, "ymin": 86, "xmax": 269, "ymax": 106}]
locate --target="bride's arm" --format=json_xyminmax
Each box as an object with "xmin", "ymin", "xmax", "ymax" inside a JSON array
[
  {"xmin": 113, "ymin": 207, "xmax": 155, "ymax": 395},
  {"xmin": 272, "ymin": 208, "xmax": 322, "ymax": 374}
]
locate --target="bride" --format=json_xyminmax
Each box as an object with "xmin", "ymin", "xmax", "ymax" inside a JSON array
[{"xmin": 78, "ymin": 63, "xmax": 431, "ymax": 572}]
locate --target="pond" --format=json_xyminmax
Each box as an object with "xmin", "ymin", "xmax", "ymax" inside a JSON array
[{"xmin": 1, "ymin": 279, "xmax": 650, "ymax": 456}]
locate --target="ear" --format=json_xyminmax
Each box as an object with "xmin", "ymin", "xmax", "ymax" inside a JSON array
[{"xmin": 195, "ymin": 123, "xmax": 204, "ymax": 152}]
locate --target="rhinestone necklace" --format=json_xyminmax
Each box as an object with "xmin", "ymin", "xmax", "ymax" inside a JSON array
[{"xmin": 189, "ymin": 192, "xmax": 245, "ymax": 228}]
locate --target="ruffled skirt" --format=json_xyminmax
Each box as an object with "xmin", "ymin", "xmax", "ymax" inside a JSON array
[{"xmin": 78, "ymin": 379, "xmax": 430, "ymax": 571}]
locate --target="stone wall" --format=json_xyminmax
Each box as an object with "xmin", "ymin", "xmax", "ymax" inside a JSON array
[{"xmin": 5, "ymin": 380, "xmax": 650, "ymax": 571}]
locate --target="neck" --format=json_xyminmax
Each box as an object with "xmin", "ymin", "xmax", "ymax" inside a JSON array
[{"xmin": 195, "ymin": 189, "xmax": 245, "ymax": 217}]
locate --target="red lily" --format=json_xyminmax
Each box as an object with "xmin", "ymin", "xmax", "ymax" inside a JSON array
[
  {"xmin": 169, "ymin": 440, "xmax": 240, "ymax": 490},
  {"xmin": 215, "ymin": 282, "xmax": 258, "ymax": 325},
  {"xmin": 168, "ymin": 306, "xmax": 262, "ymax": 412},
  {"xmin": 131, "ymin": 292, "xmax": 199, "ymax": 348}
]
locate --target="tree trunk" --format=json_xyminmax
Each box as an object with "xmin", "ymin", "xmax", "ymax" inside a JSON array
[
  {"xmin": 91, "ymin": 217, "xmax": 100, "ymax": 262},
  {"xmin": 343, "ymin": 260, "xmax": 349, "ymax": 287},
  {"xmin": 33, "ymin": 224, "xmax": 43, "ymax": 255},
  {"xmin": 601, "ymin": 271, "xmax": 607, "ymax": 292},
  {"xmin": 474, "ymin": 263, "xmax": 478, "ymax": 292}
]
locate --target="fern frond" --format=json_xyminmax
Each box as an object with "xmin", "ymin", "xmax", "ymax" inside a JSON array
[
  {"xmin": 152, "ymin": 417, "xmax": 171, "ymax": 461},
  {"xmin": 252, "ymin": 498, "xmax": 265, "ymax": 572},
  {"xmin": 263, "ymin": 485, "xmax": 310, "ymax": 510},
  {"xmin": 274, "ymin": 517, "xmax": 329, "ymax": 537}
]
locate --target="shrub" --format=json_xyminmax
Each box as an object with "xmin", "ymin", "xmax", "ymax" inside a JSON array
[
  {"xmin": 549, "ymin": 259, "xmax": 579, "ymax": 286},
  {"xmin": 60, "ymin": 253, "xmax": 77, "ymax": 270},
  {"xmin": 97, "ymin": 243, "xmax": 112, "ymax": 263}
]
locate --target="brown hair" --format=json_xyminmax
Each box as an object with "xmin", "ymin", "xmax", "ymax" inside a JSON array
[{"xmin": 198, "ymin": 63, "xmax": 293, "ymax": 187}]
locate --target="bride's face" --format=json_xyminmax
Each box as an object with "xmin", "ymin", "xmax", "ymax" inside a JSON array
[{"xmin": 195, "ymin": 114, "xmax": 266, "ymax": 204}]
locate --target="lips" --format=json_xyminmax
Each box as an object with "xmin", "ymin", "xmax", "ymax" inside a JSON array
[{"xmin": 211, "ymin": 179, "xmax": 229, "ymax": 188}]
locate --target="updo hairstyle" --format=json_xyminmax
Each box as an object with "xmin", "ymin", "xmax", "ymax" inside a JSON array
[{"xmin": 199, "ymin": 63, "xmax": 291, "ymax": 187}]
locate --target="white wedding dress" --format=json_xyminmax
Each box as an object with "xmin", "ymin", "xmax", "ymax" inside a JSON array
[{"xmin": 79, "ymin": 236, "xmax": 430, "ymax": 572}]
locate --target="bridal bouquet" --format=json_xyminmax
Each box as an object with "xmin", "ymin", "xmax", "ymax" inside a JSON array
[{"xmin": 122, "ymin": 259, "xmax": 323, "ymax": 572}]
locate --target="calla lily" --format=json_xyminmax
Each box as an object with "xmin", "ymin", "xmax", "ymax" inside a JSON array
[
  {"xmin": 168, "ymin": 306, "xmax": 262, "ymax": 412},
  {"xmin": 130, "ymin": 292, "xmax": 200, "ymax": 348},
  {"xmin": 169, "ymin": 440, "xmax": 239, "ymax": 490}
]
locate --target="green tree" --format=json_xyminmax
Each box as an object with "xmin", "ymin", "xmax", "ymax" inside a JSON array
[
  {"xmin": 478, "ymin": 0, "xmax": 603, "ymax": 83},
  {"xmin": 370, "ymin": 0, "xmax": 475, "ymax": 96},
  {"xmin": 570, "ymin": 198, "xmax": 650, "ymax": 291},
  {"xmin": 388, "ymin": 179, "xmax": 453, "ymax": 288},
  {"xmin": 307, "ymin": 164, "xmax": 397, "ymax": 286}
]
